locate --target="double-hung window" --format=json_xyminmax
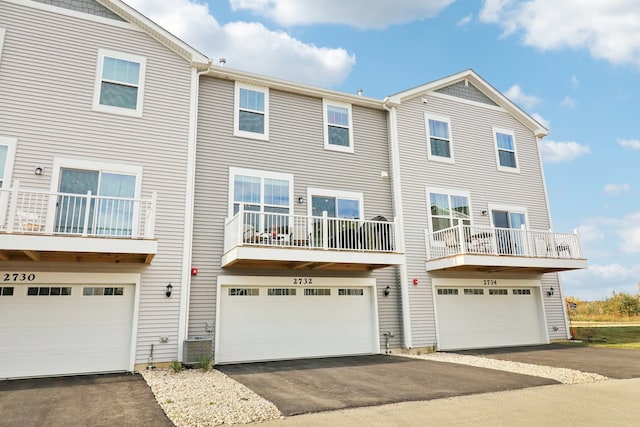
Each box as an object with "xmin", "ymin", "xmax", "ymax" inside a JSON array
[
  {"xmin": 425, "ymin": 114, "xmax": 454, "ymax": 162},
  {"xmin": 427, "ymin": 189, "xmax": 470, "ymax": 232},
  {"xmin": 93, "ymin": 49, "xmax": 146, "ymax": 117},
  {"xmin": 234, "ymin": 83, "xmax": 269, "ymax": 141},
  {"xmin": 323, "ymin": 100, "xmax": 354, "ymax": 153},
  {"xmin": 493, "ymin": 128, "xmax": 519, "ymax": 172},
  {"xmin": 230, "ymin": 167, "xmax": 292, "ymax": 235}
]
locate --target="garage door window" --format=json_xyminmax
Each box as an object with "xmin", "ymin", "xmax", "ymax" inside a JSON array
[
  {"xmin": 1, "ymin": 286, "xmax": 14, "ymax": 296},
  {"xmin": 27, "ymin": 287, "xmax": 72, "ymax": 296},
  {"xmin": 489, "ymin": 289, "xmax": 508, "ymax": 295},
  {"xmin": 464, "ymin": 288, "xmax": 484, "ymax": 295},
  {"xmin": 229, "ymin": 288, "xmax": 259, "ymax": 296},
  {"xmin": 304, "ymin": 288, "xmax": 331, "ymax": 296},
  {"xmin": 83, "ymin": 287, "xmax": 124, "ymax": 296},
  {"xmin": 338, "ymin": 288, "xmax": 364, "ymax": 296},
  {"xmin": 437, "ymin": 288, "xmax": 459, "ymax": 295},
  {"xmin": 513, "ymin": 289, "xmax": 531, "ymax": 295},
  {"xmin": 267, "ymin": 288, "xmax": 296, "ymax": 296}
]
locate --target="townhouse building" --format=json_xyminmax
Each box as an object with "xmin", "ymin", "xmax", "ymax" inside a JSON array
[
  {"xmin": 0, "ymin": 0, "xmax": 586, "ymax": 378},
  {"xmin": 0, "ymin": 0, "xmax": 208, "ymax": 378}
]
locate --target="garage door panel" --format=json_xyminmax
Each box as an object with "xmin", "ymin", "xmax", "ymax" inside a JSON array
[
  {"xmin": 436, "ymin": 287, "xmax": 546, "ymax": 350},
  {"xmin": 0, "ymin": 284, "xmax": 134, "ymax": 379},
  {"xmin": 216, "ymin": 285, "xmax": 377, "ymax": 363}
]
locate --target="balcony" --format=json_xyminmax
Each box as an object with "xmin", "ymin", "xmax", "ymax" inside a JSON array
[
  {"xmin": 0, "ymin": 182, "xmax": 157, "ymax": 264},
  {"xmin": 424, "ymin": 224, "xmax": 587, "ymax": 273},
  {"xmin": 222, "ymin": 207, "xmax": 404, "ymax": 270}
]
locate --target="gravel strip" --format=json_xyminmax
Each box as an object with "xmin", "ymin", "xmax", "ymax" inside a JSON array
[
  {"xmin": 400, "ymin": 352, "xmax": 608, "ymax": 384},
  {"xmin": 140, "ymin": 369, "xmax": 282, "ymax": 426}
]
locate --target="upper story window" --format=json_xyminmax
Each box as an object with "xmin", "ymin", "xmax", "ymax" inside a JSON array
[
  {"xmin": 493, "ymin": 128, "xmax": 519, "ymax": 173},
  {"xmin": 0, "ymin": 28, "xmax": 6, "ymax": 65},
  {"xmin": 0, "ymin": 137, "xmax": 17, "ymax": 191},
  {"xmin": 425, "ymin": 114, "xmax": 454, "ymax": 163},
  {"xmin": 427, "ymin": 188, "xmax": 470, "ymax": 232},
  {"xmin": 234, "ymin": 83, "xmax": 269, "ymax": 141},
  {"xmin": 323, "ymin": 100, "xmax": 354, "ymax": 153},
  {"xmin": 93, "ymin": 49, "xmax": 146, "ymax": 117},
  {"xmin": 51, "ymin": 158, "xmax": 142, "ymax": 236},
  {"xmin": 229, "ymin": 167, "xmax": 292, "ymax": 234},
  {"xmin": 308, "ymin": 188, "xmax": 363, "ymax": 220}
]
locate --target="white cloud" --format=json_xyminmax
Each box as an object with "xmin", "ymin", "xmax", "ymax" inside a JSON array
[
  {"xmin": 561, "ymin": 264, "xmax": 640, "ymax": 300},
  {"xmin": 230, "ymin": 0, "xmax": 455, "ymax": 29},
  {"xmin": 577, "ymin": 224, "xmax": 605, "ymax": 243},
  {"xmin": 617, "ymin": 138, "xmax": 640, "ymax": 150},
  {"xmin": 616, "ymin": 211, "xmax": 640, "ymax": 253},
  {"xmin": 531, "ymin": 112, "xmax": 549, "ymax": 129},
  {"xmin": 456, "ymin": 13, "xmax": 473, "ymax": 27},
  {"xmin": 539, "ymin": 140, "xmax": 590, "ymax": 162},
  {"xmin": 570, "ymin": 74, "xmax": 580, "ymax": 88},
  {"xmin": 126, "ymin": 0, "xmax": 355, "ymax": 87},
  {"xmin": 479, "ymin": 0, "xmax": 640, "ymax": 68},
  {"xmin": 504, "ymin": 84, "xmax": 541, "ymax": 109},
  {"xmin": 604, "ymin": 183, "xmax": 630, "ymax": 196},
  {"xmin": 561, "ymin": 96, "xmax": 576, "ymax": 108}
]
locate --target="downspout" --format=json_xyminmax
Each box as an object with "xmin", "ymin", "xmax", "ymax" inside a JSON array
[
  {"xmin": 535, "ymin": 133, "xmax": 572, "ymax": 340},
  {"xmin": 178, "ymin": 61, "xmax": 212, "ymax": 361},
  {"xmin": 383, "ymin": 97, "xmax": 413, "ymax": 349}
]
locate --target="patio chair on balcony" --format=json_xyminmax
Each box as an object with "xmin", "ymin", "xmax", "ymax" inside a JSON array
[
  {"xmin": 17, "ymin": 210, "xmax": 43, "ymax": 232},
  {"xmin": 290, "ymin": 219, "xmax": 310, "ymax": 247},
  {"xmin": 243, "ymin": 224, "xmax": 257, "ymax": 243}
]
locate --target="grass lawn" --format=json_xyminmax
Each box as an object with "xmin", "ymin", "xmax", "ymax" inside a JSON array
[{"xmin": 571, "ymin": 326, "xmax": 640, "ymax": 349}]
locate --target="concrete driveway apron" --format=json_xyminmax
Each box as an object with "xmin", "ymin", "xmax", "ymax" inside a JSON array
[
  {"xmin": 0, "ymin": 373, "xmax": 172, "ymax": 427},
  {"xmin": 457, "ymin": 344, "xmax": 640, "ymax": 379},
  {"xmin": 217, "ymin": 354, "xmax": 556, "ymax": 415}
]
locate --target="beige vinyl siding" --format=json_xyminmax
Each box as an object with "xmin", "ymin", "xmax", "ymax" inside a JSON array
[
  {"xmin": 395, "ymin": 92, "xmax": 561, "ymax": 346},
  {"xmin": 190, "ymin": 76, "xmax": 404, "ymax": 350},
  {"xmin": 0, "ymin": 2, "xmax": 193, "ymax": 363}
]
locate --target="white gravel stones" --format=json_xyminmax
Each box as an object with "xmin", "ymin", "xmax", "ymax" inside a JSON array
[
  {"xmin": 140, "ymin": 369, "xmax": 282, "ymax": 427},
  {"xmin": 402, "ymin": 352, "xmax": 608, "ymax": 384}
]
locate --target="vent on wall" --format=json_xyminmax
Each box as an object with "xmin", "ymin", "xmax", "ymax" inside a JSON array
[{"xmin": 183, "ymin": 338, "xmax": 213, "ymax": 365}]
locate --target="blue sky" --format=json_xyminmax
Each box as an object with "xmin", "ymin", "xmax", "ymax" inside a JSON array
[{"xmin": 129, "ymin": 0, "xmax": 640, "ymax": 300}]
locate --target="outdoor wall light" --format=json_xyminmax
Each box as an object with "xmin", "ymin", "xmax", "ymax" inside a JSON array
[
  {"xmin": 547, "ymin": 287, "xmax": 554, "ymax": 297},
  {"xmin": 297, "ymin": 196, "xmax": 305, "ymax": 204},
  {"xmin": 383, "ymin": 285, "xmax": 391, "ymax": 297},
  {"xmin": 34, "ymin": 166, "xmax": 44, "ymax": 175},
  {"xmin": 481, "ymin": 210, "xmax": 488, "ymax": 216},
  {"xmin": 165, "ymin": 283, "xmax": 173, "ymax": 298}
]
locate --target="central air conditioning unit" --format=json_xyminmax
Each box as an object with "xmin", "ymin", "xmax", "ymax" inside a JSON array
[{"xmin": 183, "ymin": 337, "xmax": 213, "ymax": 366}]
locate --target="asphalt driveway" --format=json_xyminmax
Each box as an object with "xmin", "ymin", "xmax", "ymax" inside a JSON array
[
  {"xmin": 0, "ymin": 373, "xmax": 172, "ymax": 427},
  {"xmin": 217, "ymin": 354, "xmax": 556, "ymax": 415},
  {"xmin": 457, "ymin": 344, "xmax": 640, "ymax": 379}
]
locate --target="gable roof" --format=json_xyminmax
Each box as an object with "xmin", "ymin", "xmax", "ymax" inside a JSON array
[
  {"xmin": 386, "ymin": 69, "xmax": 549, "ymax": 138},
  {"xmin": 97, "ymin": 0, "xmax": 209, "ymax": 66}
]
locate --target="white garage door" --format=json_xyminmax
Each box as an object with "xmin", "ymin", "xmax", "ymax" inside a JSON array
[
  {"xmin": 0, "ymin": 284, "xmax": 135, "ymax": 379},
  {"xmin": 435, "ymin": 286, "xmax": 547, "ymax": 350},
  {"xmin": 216, "ymin": 284, "xmax": 379, "ymax": 364}
]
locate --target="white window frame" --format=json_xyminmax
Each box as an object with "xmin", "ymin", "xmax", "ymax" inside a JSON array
[
  {"xmin": 425, "ymin": 113, "xmax": 454, "ymax": 163},
  {"xmin": 487, "ymin": 203, "xmax": 528, "ymax": 228},
  {"xmin": 227, "ymin": 167, "xmax": 293, "ymax": 218},
  {"xmin": 0, "ymin": 28, "xmax": 6, "ymax": 65},
  {"xmin": 323, "ymin": 99, "xmax": 354, "ymax": 153},
  {"xmin": 92, "ymin": 49, "xmax": 147, "ymax": 117},
  {"xmin": 493, "ymin": 127, "xmax": 519, "ymax": 173},
  {"xmin": 47, "ymin": 158, "xmax": 143, "ymax": 232},
  {"xmin": 425, "ymin": 187, "xmax": 472, "ymax": 232},
  {"xmin": 234, "ymin": 82, "xmax": 269, "ymax": 141},
  {"xmin": 0, "ymin": 136, "xmax": 17, "ymax": 218},
  {"xmin": 307, "ymin": 187, "xmax": 364, "ymax": 219}
]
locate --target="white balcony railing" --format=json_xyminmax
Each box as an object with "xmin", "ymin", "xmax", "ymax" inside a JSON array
[
  {"xmin": 425, "ymin": 224, "xmax": 583, "ymax": 261},
  {"xmin": 0, "ymin": 181, "xmax": 156, "ymax": 239},
  {"xmin": 224, "ymin": 206, "xmax": 399, "ymax": 254}
]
